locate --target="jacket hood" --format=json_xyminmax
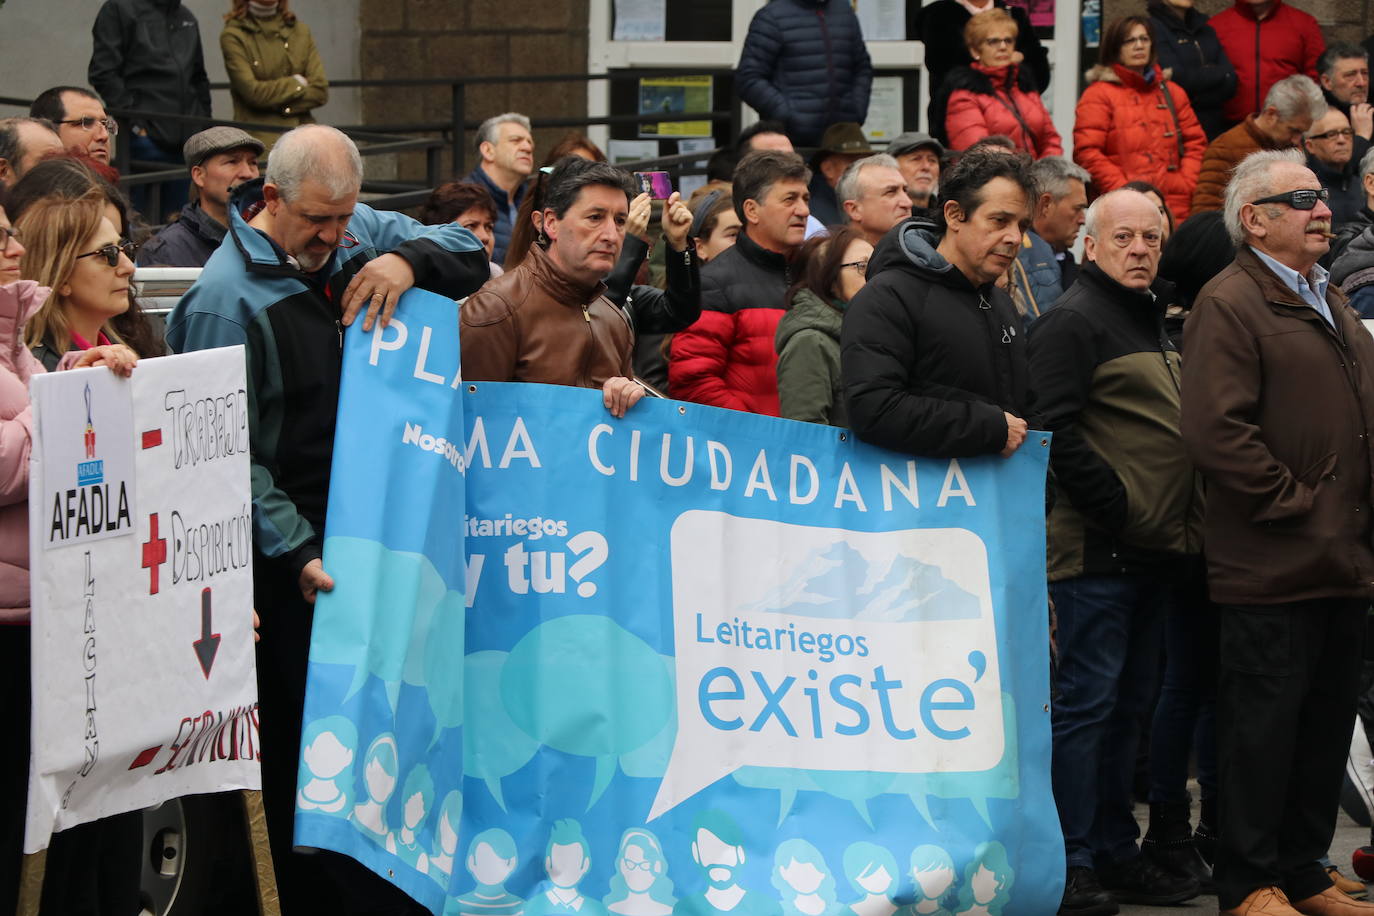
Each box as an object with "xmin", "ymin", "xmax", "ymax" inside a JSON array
[
  {"xmin": 1084, "ymin": 63, "xmax": 1171, "ymax": 87},
  {"xmin": 0, "ymin": 281, "xmax": 49, "ymax": 354},
  {"xmin": 777, "ymin": 287, "xmax": 843, "ymax": 350},
  {"xmin": 869, "ymin": 216, "xmax": 982, "ymax": 292}
]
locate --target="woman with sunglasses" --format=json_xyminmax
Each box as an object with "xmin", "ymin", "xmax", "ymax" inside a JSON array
[
  {"xmin": 936, "ymin": 9, "xmax": 1062, "ymax": 157},
  {"xmin": 18, "ymin": 190, "xmax": 138, "ymax": 371},
  {"xmin": 0, "ymin": 188, "xmax": 136, "ymax": 915},
  {"xmin": 1073, "ymin": 17, "xmax": 1207, "ymax": 227},
  {"xmin": 775, "ymin": 226, "xmax": 873, "ymax": 426}
]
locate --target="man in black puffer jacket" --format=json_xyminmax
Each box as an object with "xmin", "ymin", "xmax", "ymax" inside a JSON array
[
  {"xmin": 841, "ymin": 148, "xmax": 1034, "ymax": 458},
  {"xmin": 736, "ymin": 0, "xmax": 874, "ymax": 148}
]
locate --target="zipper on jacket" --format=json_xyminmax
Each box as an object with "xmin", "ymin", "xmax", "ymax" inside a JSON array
[{"xmin": 336, "ymin": 319, "xmax": 343, "ymax": 349}]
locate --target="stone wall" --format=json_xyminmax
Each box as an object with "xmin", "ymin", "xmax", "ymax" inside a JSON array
[{"xmin": 358, "ymin": 0, "xmax": 591, "ymax": 181}]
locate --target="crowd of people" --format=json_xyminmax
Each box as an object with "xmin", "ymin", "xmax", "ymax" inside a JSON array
[{"xmin": 6, "ymin": 0, "xmax": 1374, "ymax": 915}]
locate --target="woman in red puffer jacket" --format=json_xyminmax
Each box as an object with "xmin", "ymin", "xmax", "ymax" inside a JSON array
[
  {"xmin": 938, "ymin": 8, "xmax": 1063, "ymax": 157},
  {"xmin": 1073, "ymin": 16, "xmax": 1207, "ymax": 226}
]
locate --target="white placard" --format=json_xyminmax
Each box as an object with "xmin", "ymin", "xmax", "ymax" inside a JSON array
[
  {"xmin": 864, "ymin": 76, "xmax": 905, "ymax": 142},
  {"xmin": 26, "ymin": 347, "xmax": 260, "ymax": 852},
  {"xmin": 613, "ymin": 0, "xmax": 666, "ymax": 41},
  {"xmin": 607, "ymin": 139, "xmax": 660, "ymax": 164},
  {"xmin": 855, "ymin": 0, "xmax": 906, "ymax": 40}
]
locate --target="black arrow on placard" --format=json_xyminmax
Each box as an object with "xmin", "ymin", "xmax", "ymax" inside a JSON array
[{"xmin": 192, "ymin": 587, "xmax": 220, "ymax": 679}]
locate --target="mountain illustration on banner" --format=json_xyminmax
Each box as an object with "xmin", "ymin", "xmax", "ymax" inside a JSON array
[{"xmin": 744, "ymin": 538, "xmax": 981, "ymax": 622}]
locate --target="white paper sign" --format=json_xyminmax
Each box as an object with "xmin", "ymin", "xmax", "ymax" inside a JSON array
[
  {"xmin": 863, "ymin": 76, "xmax": 905, "ymax": 142},
  {"xmin": 613, "ymin": 0, "xmax": 666, "ymax": 41},
  {"xmin": 26, "ymin": 348, "xmax": 260, "ymax": 852},
  {"xmin": 855, "ymin": 0, "xmax": 906, "ymax": 40}
]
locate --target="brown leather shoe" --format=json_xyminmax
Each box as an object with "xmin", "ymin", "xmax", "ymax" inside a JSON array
[
  {"xmin": 1294, "ymin": 886, "xmax": 1374, "ymax": 915},
  {"xmin": 1329, "ymin": 867, "xmax": 1370, "ymax": 900},
  {"xmin": 1225, "ymin": 887, "xmax": 1303, "ymax": 915}
]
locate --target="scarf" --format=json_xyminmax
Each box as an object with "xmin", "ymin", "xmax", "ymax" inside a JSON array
[{"xmin": 248, "ymin": 0, "xmax": 279, "ymax": 18}]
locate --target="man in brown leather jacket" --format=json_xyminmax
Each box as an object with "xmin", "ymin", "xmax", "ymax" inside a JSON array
[
  {"xmin": 1182, "ymin": 149, "xmax": 1374, "ymax": 916},
  {"xmin": 462, "ymin": 157, "xmax": 685, "ymax": 417}
]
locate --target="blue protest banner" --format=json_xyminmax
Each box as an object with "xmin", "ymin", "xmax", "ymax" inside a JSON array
[{"xmin": 298, "ymin": 289, "xmax": 1064, "ymax": 916}]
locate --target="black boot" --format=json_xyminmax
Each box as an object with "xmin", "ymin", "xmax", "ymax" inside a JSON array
[{"xmin": 1142, "ymin": 800, "xmax": 1214, "ymax": 893}]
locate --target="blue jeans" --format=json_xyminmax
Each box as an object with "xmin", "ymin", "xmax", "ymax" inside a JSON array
[
  {"xmin": 127, "ymin": 132, "xmax": 188, "ymax": 223},
  {"xmin": 1051, "ymin": 574, "xmax": 1169, "ymax": 868},
  {"xmin": 1148, "ymin": 572, "xmax": 1218, "ymax": 808}
]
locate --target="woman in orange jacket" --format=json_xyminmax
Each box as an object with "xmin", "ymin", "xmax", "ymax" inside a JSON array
[
  {"xmin": 1073, "ymin": 16, "xmax": 1207, "ymax": 226},
  {"xmin": 938, "ymin": 9, "xmax": 1063, "ymax": 157}
]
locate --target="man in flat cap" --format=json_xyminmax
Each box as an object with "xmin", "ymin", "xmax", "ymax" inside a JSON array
[{"xmin": 137, "ymin": 125, "xmax": 263, "ymax": 267}]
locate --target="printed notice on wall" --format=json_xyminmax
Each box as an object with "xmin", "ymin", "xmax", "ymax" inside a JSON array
[
  {"xmin": 614, "ymin": 0, "xmax": 666, "ymax": 41},
  {"xmin": 25, "ymin": 348, "xmax": 260, "ymax": 852}
]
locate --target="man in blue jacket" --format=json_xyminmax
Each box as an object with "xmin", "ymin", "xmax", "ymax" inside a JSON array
[
  {"xmin": 736, "ymin": 0, "xmax": 873, "ymax": 148},
  {"xmin": 1009, "ymin": 156, "xmax": 1089, "ymax": 326},
  {"xmin": 167, "ymin": 124, "xmax": 488, "ymax": 915}
]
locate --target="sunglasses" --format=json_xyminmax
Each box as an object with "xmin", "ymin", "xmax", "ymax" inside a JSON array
[
  {"xmin": 57, "ymin": 116, "xmax": 119, "ymax": 136},
  {"xmin": 75, "ymin": 240, "xmax": 137, "ymax": 267},
  {"xmin": 1250, "ymin": 188, "xmax": 1330, "ymax": 210}
]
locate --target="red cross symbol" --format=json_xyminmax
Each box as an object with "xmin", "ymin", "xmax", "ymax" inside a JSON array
[{"xmin": 141, "ymin": 513, "xmax": 167, "ymax": 595}]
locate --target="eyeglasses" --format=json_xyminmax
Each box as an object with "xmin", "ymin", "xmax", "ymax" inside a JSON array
[
  {"xmin": 842, "ymin": 259, "xmax": 870, "ymax": 273},
  {"xmin": 981, "ymin": 36, "xmax": 1015, "ymax": 47},
  {"xmin": 58, "ymin": 116, "xmax": 118, "ymax": 136},
  {"xmin": 1250, "ymin": 187, "xmax": 1330, "ymax": 210},
  {"xmin": 1309, "ymin": 127, "xmax": 1355, "ymax": 141},
  {"xmin": 1122, "ymin": 35, "xmax": 1151, "ymax": 46},
  {"xmin": 75, "ymin": 240, "xmax": 137, "ymax": 267},
  {"xmin": 0, "ymin": 225, "xmax": 20, "ymax": 249},
  {"xmin": 621, "ymin": 858, "xmax": 655, "ymax": 872}
]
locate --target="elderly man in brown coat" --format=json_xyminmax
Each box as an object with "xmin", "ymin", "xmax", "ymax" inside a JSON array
[
  {"xmin": 1182, "ymin": 147, "xmax": 1374, "ymax": 916},
  {"xmin": 1192, "ymin": 75, "xmax": 1327, "ymax": 215}
]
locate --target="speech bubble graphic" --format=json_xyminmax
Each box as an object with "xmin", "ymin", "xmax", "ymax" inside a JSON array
[
  {"xmin": 312, "ymin": 536, "xmax": 465, "ymax": 731},
  {"xmin": 501, "ymin": 615, "xmax": 673, "ymax": 811},
  {"xmin": 648, "ymin": 512, "xmax": 1004, "ymax": 821},
  {"xmin": 464, "ymin": 650, "xmax": 540, "ymax": 810}
]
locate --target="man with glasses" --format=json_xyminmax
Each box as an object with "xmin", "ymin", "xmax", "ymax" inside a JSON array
[
  {"xmin": 1305, "ymin": 108, "xmax": 1370, "ymax": 228},
  {"xmin": 166, "ymin": 124, "xmax": 489, "ymax": 916},
  {"xmin": 28, "ymin": 86, "xmax": 115, "ymax": 166},
  {"xmin": 1027, "ymin": 189, "xmax": 1203, "ymax": 915},
  {"xmin": 1182, "ymin": 149, "xmax": 1374, "ymax": 916}
]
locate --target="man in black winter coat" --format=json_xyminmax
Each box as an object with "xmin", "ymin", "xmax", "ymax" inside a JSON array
[
  {"xmin": 841, "ymin": 148, "xmax": 1034, "ymax": 458},
  {"xmin": 1148, "ymin": 0, "xmax": 1238, "ymax": 140},
  {"xmin": 88, "ymin": 0, "xmax": 211, "ymax": 218},
  {"xmin": 736, "ymin": 0, "xmax": 874, "ymax": 148}
]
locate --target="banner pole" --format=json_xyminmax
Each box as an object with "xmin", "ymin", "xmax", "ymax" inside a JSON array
[
  {"xmin": 241, "ymin": 789, "xmax": 280, "ymax": 916},
  {"xmin": 16, "ymin": 850, "xmax": 46, "ymax": 916}
]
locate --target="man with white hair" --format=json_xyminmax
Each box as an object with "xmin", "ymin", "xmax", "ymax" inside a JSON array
[
  {"xmin": 1028, "ymin": 188, "xmax": 1203, "ymax": 915},
  {"xmin": 1193, "ymin": 75, "xmax": 1328, "ymax": 214},
  {"xmin": 1182, "ymin": 149, "xmax": 1374, "ymax": 916},
  {"xmin": 838, "ymin": 154, "xmax": 913, "ymax": 245},
  {"xmin": 167, "ymin": 123, "xmax": 489, "ymax": 914},
  {"xmin": 464, "ymin": 112, "xmax": 535, "ymax": 263}
]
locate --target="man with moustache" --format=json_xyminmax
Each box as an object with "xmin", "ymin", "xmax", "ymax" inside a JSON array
[
  {"xmin": 461, "ymin": 157, "xmax": 647, "ymax": 418},
  {"xmin": 1028, "ymin": 189, "xmax": 1204, "ymax": 914},
  {"xmin": 840, "ymin": 148, "xmax": 1034, "ymax": 458},
  {"xmin": 670, "ymin": 150, "xmax": 811, "ymax": 416},
  {"xmin": 1182, "ymin": 149, "xmax": 1374, "ymax": 916},
  {"xmin": 887, "ymin": 131, "xmax": 943, "ymax": 211}
]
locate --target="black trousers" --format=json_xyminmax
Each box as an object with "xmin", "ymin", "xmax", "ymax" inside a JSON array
[
  {"xmin": 255, "ymin": 558, "xmax": 425, "ymax": 916},
  {"xmin": 1214, "ymin": 598, "xmax": 1367, "ymax": 910}
]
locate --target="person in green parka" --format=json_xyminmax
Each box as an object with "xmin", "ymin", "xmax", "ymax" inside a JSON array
[
  {"xmin": 774, "ymin": 224, "xmax": 873, "ymax": 427},
  {"xmin": 220, "ymin": 0, "xmax": 328, "ymax": 152}
]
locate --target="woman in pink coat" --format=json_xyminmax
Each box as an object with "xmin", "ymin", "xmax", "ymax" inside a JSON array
[
  {"xmin": 938, "ymin": 9, "xmax": 1063, "ymax": 157},
  {"xmin": 0, "ymin": 189, "xmax": 136, "ymax": 914}
]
